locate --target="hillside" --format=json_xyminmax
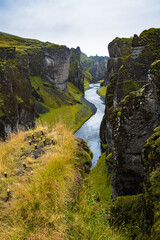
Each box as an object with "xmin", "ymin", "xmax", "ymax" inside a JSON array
[
  {"xmin": 0, "ymin": 32, "xmax": 93, "ymax": 138},
  {"xmin": 0, "ymin": 123, "xmax": 127, "ymax": 240}
]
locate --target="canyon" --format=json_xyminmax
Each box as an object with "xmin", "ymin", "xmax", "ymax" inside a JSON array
[{"xmin": 1, "ymin": 28, "xmax": 160, "ymax": 239}]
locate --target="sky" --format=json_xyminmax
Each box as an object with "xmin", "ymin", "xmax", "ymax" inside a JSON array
[{"xmin": 0, "ymin": 0, "xmax": 160, "ymax": 56}]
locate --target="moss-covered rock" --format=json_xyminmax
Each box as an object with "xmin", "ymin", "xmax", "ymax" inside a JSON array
[
  {"xmin": 101, "ymin": 28, "xmax": 160, "ymax": 199},
  {"xmin": 141, "ymin": 126, "xmax": 160, "ymax": 239},
  {"xmin": 110, "ymin": 194, "xmax": 143, "ymax": 239},
  {"xmin": 0, "ymin": 49, "xmax": 35, "ymax": 139},
  {"xmin": 68, "ymin": 47, "xmax": 84, "ymax": 93}
]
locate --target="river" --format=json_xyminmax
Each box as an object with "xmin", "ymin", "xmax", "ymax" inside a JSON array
[{"xmin": 75, "ymin": 83, "xmax": 105, "ymax": 168}]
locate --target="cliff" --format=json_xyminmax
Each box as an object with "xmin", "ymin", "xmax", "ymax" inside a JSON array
[
  {"xmin": 100, "ymin": 28, "xmax": 160, "ymax": 239},
  {"xmin": 68, "ymin": 47, "xmax": 84, "ymax": 93},
  {"xmin": 0, "ymin": 33, "xmax": 85, "ymax": 138},
  {"xmin": 101, "ymin": 28, "xmax": 160, "ymax": 197},
  {"xmin": 81, "ymin": 53, "xmax": 108, "ymax": 82}
]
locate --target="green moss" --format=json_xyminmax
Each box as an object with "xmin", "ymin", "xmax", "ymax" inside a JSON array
[
  {"xmin": 110, "ymin": 194, "xmax": 143, "ymax": 238},
  {"xmin": 151, "ymin": 60, "xmax": 160, "ymax": 66},
  {"xmin": 106, "ymin": 152, "xmax": 113, "ymax": 164},
  {"xmin": 141, "ymin": 127, "xmax": 160, "ymax": 239},
  {"xmin": 102, "ymin": 143, "xmax": 108, "ymax": 150},
  {"xmin": 98, "ymin": 80, "xmax": 104, "ymax": 83},
  {"xmin": 68, "ymin": 82, "xmax": 83, "ymax": 100},
  {"xmin": 119, "ymin": 80, "xmax": 141, "ymax": 96},
  {"xmin": 30, "ymin": 75, "xmax": 93, "ymax": 132},
  {"xmin": 15, "ymin": 95, "xmax": 24, "ymax": 104},
  {"xmin": 110, "ymin": 37, "xmax": 132, "ymax": 58},
  {"xmin": 106, "ymin": 73, "xmax": 118, "ymax": 109},
  {"xmin": 0, "ymin": 108, "xmax": 4, "ymax": 117}
]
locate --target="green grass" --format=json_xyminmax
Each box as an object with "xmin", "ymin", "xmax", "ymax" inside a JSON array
[
  {"xmin": 0, "ymin": 124, "xmax": 126, "ymax": 240},
  {"xmin": 30, "ymin": 77, "xmax": 93, "ymax": 132},
  {"xmin": 84, "ymin": 71, "xmax": 93, "ymax": 90},
  {"xmin": 66, "ymin": 152, "xmax": 126, "ymax": 240},
  {"xmin": 88, "ymin": 152, "xmax": 112, "ymax": 202},
  {"xmin": 97, "ymin": 86, "xmax": 107, "ymax": 97},
  {"xmin": 0, "ymin": 32, "xmax": 65, "ymax": 53},
  {"xmin": 98, "ymin": 80, "xmax": 104, "ymax": 83},
  {"xmin": 38, "ymin": 102, "xmax": 92, "ymax": 133},
  {"xmin": 0, "ymin": 124, "xmax": 92, "ymax": 240}
]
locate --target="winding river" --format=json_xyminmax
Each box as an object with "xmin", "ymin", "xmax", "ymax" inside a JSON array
[{"xmin": 75, "ymin": 83, "xmax": 105, "ymax": 168}]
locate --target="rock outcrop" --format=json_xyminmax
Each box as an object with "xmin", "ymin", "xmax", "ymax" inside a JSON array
[
  {"xmin": 68, "ymin": 47, "xmax": 84, "ymax": 93},
  {"xmin": 28, "ymin": 45, "xmax": 70, "ymax": 92},
  {"xmin": 104, "ymin": 37, "xmax": 132, "ymax": 85},
  {"xmin": 101, "ymin": 28, "xmax": 160, "ymax": 198},
  {"xmin": 0, "ymin": 47, "xmax": 35, "ymax": 139}
]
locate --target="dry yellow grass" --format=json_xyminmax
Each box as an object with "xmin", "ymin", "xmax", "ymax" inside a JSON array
[
  {"xmin": 0, "ymin": 123, "xmax": 125, "ymax": 240},
  {"xmin": 0, "ymin": 123, "xmax": 93, "ymax": 239}
]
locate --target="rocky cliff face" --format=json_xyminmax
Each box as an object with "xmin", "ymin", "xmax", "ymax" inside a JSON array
[
  {"xmin": 0, "ymin": 47, "xmax": 35, "ymax": 139},
  {"xmin": 68, "ymin": 47, "xmax": 84, "ymax": 93},
  {"xmin": 101, "ymin": 28, "xmax": 160, "ymax": 198},
  {"xmin": 0, "ymin": 33, "xmax": 84, "ymax": 138},
  {"xmin": 109, "ymin": 63, "xmax": 160, "ymax": 239},
  {"xmin": 104, "ymin": 37, "xmax": 132, "ymax": 85},
  {"xmin": 28, "ymin": 45, "xmax": 70, "ymax": 92}
]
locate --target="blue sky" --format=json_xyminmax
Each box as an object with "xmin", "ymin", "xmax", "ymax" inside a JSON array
[{"xmin": 0, "ymin": 0, "xmax": 160, "ymax": 56}]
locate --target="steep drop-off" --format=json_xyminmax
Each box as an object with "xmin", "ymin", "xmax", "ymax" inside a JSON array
[{"xmin": 100, "ymin": 28, "xmax": 160, "ymax": 239}]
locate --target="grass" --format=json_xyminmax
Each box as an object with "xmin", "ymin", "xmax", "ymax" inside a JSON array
[
  {"xmin": 32, "ymin": 79, "xmax": 93, "ymax": 132},
  {"xmin": 88, "ymin": 152, "xmax": 112, "ymax": 202},
  {"xmin": 84, "ymin": 71, "xmax": 93, "ymax": 90},
  {"xmin": 66, "ymin": 152, "xmax": 126, "ymax": 240},
  {"xmin": 0, "ymin": 124, "xmax": 126, "ymax": 240},
  {"xmin": 97, "ymin": 86, "xmax": 107, "ymax": 97},
  {"xmin": 0, "ymin": 124, "xmax": 92, "ymax": 239},
  {"xmin": 38, "ymin": 103, "xmax": 93, "ymax": 133}
]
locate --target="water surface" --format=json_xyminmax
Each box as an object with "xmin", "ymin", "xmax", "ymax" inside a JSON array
[{"xmin": 75, "ymin": 83, "xmax": 105, "ymax": 168}]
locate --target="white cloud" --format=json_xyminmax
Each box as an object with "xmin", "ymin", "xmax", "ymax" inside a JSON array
[{"xmin": 0, "ymin": 0, "xmax": 160, "ymax": 56}]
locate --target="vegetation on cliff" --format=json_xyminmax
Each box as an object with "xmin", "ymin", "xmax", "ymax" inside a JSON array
[{"xmin": 100, "ymin": 28, "xmax": 160, "ymax": 239}]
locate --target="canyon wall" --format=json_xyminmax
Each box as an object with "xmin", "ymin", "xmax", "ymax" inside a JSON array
[
  {"xmin": 100, "ymin": 28, "xmax": 160, "ymax": 239},
  {"xmin": 0, "ymin": 33, "xmax": 84, "ymax": 138},
  {"xmin": 101, "ymin": 28, "xmax": 160, "ymax": 197}
]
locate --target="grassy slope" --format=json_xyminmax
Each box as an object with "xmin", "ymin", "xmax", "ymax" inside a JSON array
[
  {"xmin": 0, "ymin": 125, "xmax": 125, "ymax": 240},
  {"xmin": 35, "ymin": 80, "xmax": 93, "ymax": 132},
  {"xmin": 0, "ymin": 124, "xmax": 91, "ymax": 239},
  {"xmin": 67, "ymin": 153, "xmax": 127, "ymax": 240},
  {"xmin": 97, "ymin": 86, "xmax": 107, "ymax": 97},
  {"xmin": 84, "ymin": 71, "xmax": 93, "ymax": 90}
]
